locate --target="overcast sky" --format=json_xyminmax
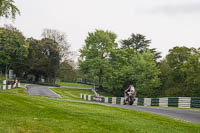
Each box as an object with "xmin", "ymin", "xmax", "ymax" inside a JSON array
[{"xmin": 1, "ymin": 0, "xmax": 200, "ymax": 59}]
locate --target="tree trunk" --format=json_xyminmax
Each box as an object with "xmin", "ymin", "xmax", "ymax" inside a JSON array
[{"xmin": 98, "ymin": 68, "xmax": 103, "ymax": 91}]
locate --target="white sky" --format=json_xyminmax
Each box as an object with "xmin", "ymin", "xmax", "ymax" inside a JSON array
[{"xmin": 1, "ymin": 0, "xmax": 200, "ymax": 59}]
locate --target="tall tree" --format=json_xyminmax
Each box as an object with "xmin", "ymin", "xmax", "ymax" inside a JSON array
[
  {"xmin": 0, "ymin": 0, "xmax": 20, "ymax": 19},
  {"xmin": 79, "ymin": 30, "xmax": 118, "ymax": 90},
  {"xmin": 121, "ymin": 33, "xmax": 162, "ymax": 61},
  {"xmin": 25, "ymin": 38, "xmax": 60, "ymax": 82},
  {"xmin": 160, "ymin": 46, "xmax": 200, "ymax": 97},
  {"xmin": 104, "ymin": 48, "xmax": 161, "ymax": 97},
  {"xmin": 42, "ymin": 29, "xmax": 71, "ymax": 61},
  {"xmin": 121, "ymin": 33, "xmax": 151, "ymax": 52},
  {"xmin": 40, "ymin": 38, "xmax": 60, "ymax": 82},
  {"xmin": 0, "ymin": 26, "xmax": 28, "ymax": 77},
  {"xmin": 25, "ymin": 38, "xmax": 44, "ymax": 81},
  {"xmin": 59, "ymin": 60, "xmax": 77, "ymax": 82}
]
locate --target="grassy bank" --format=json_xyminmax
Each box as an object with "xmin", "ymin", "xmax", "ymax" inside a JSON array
[
  {"xmin": 0, "ymin": 88, "xmax": 200, "ymax": 133},
  {"xmin": 60, "ymin": 82, "xmax": 93, "ymax": 88},
  {"xmin": 50, "ymin": 87, "xmax": 93, "ymax": 100}
]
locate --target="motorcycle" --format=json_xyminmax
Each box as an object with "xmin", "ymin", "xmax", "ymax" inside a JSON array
[{"xmin": 124, "ymin": 91, "xmax": 135, "ymax": 105}]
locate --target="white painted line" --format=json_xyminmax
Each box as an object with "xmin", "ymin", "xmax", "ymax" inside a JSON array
[{"xmin": 48, "ymin": 87, "xmax": 61, "ymax": 98}]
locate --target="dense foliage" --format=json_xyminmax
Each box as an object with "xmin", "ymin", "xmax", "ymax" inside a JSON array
[
  {"xmin": 79, "ymin": 30, "xmax": 200, "ymax": 97},
  {"xmin": 0, "ymin": 24, "xmax": 199, "ymax": 97},
  {"xmin": 0, "ymin": 26, "xmax": 75, "ymax": 83},
  {"xmin": 0, "ymin": 0, "xmax": 20, "ymax": 19},
  {"xmin": 0, "ymin": 26, "xmax": 28, "ymax": 77},
  {"xmin": 79, "ymin": 30, "xmax": 118, "ymax": 90},
  {"xmin": 79, "ymin": 30, "xmax": 161, "ymax": 97},
  {"xmin": 160, "ymin": 47, "xmax": 200, "ymax": 97}
]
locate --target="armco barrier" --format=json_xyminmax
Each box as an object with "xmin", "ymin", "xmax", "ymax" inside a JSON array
[
  {"xmin": 80, "ymin": 94, "xmax": 200, "ymax": 108},
  {"xmin": 191, "ymin": 98, "xmax": 200, "ymax": 108},
  {"xmin": 151, "ymin": 98, "xmax": 159, "ymax": 106},
  {"xmin": 137, "ymin": 98, "xmax": 144, "ymax": 106},
  {"xmin": 168, "ymin": 97, "xmax": 179, "ymax": 107}
]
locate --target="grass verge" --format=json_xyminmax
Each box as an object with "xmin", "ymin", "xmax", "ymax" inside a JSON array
[
  {"xmin": 60, "ymin": 82, "xmax": 93, "ymax": 88},
  {"xmin": 50, "ymin": 87, "xmax": 93, "ymax": 100},
  {"xmin": 0, "ymin": 88, "xmax": 200, "ymax": 133}
]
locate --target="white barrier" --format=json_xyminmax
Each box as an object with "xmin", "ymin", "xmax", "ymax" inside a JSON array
[
  {"xmin": 104, "ymin": 97, "xmax": 108, "ymax": 103},
  {"xmin": 159, "ymin": 98, "xmax": 168, "ymax": 107},
  {"xmin": 144, "ymin": 98, "xmax": 151, "ymax": 106},
  {"xmin": 120, "ymin": 97, "xmax": 125, "ymax": 105},
  {"xmin": 88, "ymin": 95, "xmax": 91, "ymax": 100},
  {"xmin": 3, "ymin": 85, "xmax": 6, "ymax": 90},
  {"xmin": 112, "ymin": 97, "xmax": 117, "ymax": 104},
  {"xmin": 80, "ymin": 94, "xmax": 200, "ymax": 109},
  {"xmin": 178, "ymin": 97, "xmax": 191, "ymax": 108}
]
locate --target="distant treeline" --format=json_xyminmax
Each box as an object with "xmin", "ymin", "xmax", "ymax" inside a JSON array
[
  {"xmin": 0, "ymin": 25, "xmax": 77, "ymax": 83},
  {"xmin": 0, "ymin": 26, "xmax": 199, "ymax": 97},
  {"xmin": 1, "ymin": 0, "xmax": 199, "ymax": 97}
]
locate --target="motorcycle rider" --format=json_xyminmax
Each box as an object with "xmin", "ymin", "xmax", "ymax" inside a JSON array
[{"xmin": 124, "ymin": 85, "xmax": 136, "ymax": 104}]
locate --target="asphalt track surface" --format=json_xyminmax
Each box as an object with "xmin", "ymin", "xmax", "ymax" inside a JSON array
[
  {"xmin": 26, "ymin": 85, "xmax": 200, "ymax": 124},
  {"xmin": 26, "ymin": 84, "xmax": 61, "ymax": 98},
  {"xmin": 107, "ymin": 104, "xmax": 200, "ymax": 124}
]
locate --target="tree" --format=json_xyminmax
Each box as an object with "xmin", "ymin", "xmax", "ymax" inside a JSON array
[
  {"xmin": 160, "ymin": 46, "xmax": 200, "ymax": 97},
  {"xmin": 104, "ymin": 48, "xmax": 161, "ymax": 97},
  {"xmin": 40, "ymin": 38, "xmax": 60, "ymax": 82},
  {"xmin": 79, "ymin": 30, "xmax": 161, "ymax": 96},
  {"xmin": 25, "ymin": 38, "xmax": 60, "ymax": 82},
  {"xmin": 42, "ymin": 29, "xmax": 71, "ymax": 61},
  {"xmin": 121, "ymin": 33, "xmax": 162, "ymax": 61},
  {"xmin": 121, "ymin": 33, "xmax": 151, "ymax": 52},
  {"xmin": 0, "ymin": 0, "xmax": 20, "ymax": 19},
  {"xmin": 0, "ymin": 26, "xmax": 28, "ymax": 78},
  {"xmin": 150, "ymin": 48, "xmax": 162, "ymax": 61},
  {"xmin": 79, "ymin": 30, "xmax": 118, "ymax": 90},
  {"xmin": 25, "ymin": 38, "xmax": 44, "ymax": 81},
  {"xmin": 59, "ymin": 60, "xmax": 77, "ymax": 82}
]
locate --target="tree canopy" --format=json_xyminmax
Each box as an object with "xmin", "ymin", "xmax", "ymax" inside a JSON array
[
  {"xmin": 121, "ymin": 33, "xmax": 161, "ymax": 61},
  {"xmin": 0, "ymin": 26, "xmax": 28, "ymax": 77},
  {"xmin": 159, "ymin": 46, "xmax": 200, "ymax": 97},
  {"xmin": 79, "ymin": 30, "xmax": 161, "ymax": 97},
  {"xmin": 0, "ymin": 23, "xmax": 199, "ymax": 98},
  {"xmin": 79, "ymin": 30, "xmax": 118, "ymax": 90},
  {"xmin": 0, "ymin": 0, "xmax": 20, "ymax": 19}
]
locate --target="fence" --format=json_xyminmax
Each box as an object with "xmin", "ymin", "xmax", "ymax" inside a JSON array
[
  {"xmin": 80, "ymin": 94, "xmax": 200, "ymax": 109},
  {"xmin": 0, "ymin": 82, "xmax": 21, "ymax": 90}
]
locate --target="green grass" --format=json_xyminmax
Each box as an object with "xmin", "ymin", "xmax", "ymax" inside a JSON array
[
  {"xmin": 0, "ymin": 83, "xmax": 3, "ymax": 86},
  {"xmin": 59, "ymin": 82, "xmax": 113, "ymax": 97},
  {"xmin": 98, "ymin": 90, "xmax": 115, "ymax": 97},
  {"xmin": 0, "ymin": 88, "xmax": 200, "ymax": 133},
  {"xmin": 60, "ymin": 82, "xmax": 93, "ymax": 88},
  {"xmin": 20, "ymin": 83, "xmax": 29, "ymax": 86},
  {"xmin": 0, "ymin": 76, "xmax": 6, "ymax": 80},
  {"xmin": 50, "ymin": 87, "xmax": 93, "ymax": 100}
]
